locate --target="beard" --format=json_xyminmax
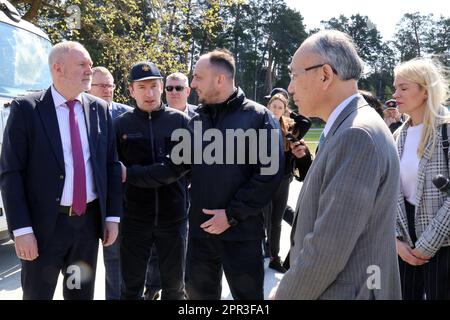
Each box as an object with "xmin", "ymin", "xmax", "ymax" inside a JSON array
[{"xmin": 196, "ymin": 87, "xmax": 221, "ymax": 105}]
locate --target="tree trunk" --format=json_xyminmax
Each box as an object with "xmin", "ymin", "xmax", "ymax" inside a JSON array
[
  {"xmin": 264, "ymin": 35, "xmax": 273, "ymax": 95},
  {"xmin": 21, "ymin": 0, "xmax": 42, "ymax": 22}
]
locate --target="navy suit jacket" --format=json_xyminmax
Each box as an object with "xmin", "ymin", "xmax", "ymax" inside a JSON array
[
  {"xmin": 0, "ymin": 88, "xmax": 123, "ymax": 250},
  {"xmin": 111, "ymin": 101, "xmax": 132, "ymax": 119}
]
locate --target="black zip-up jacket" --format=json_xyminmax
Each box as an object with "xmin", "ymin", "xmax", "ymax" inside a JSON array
[
  {"xmin": 114, "ymin": 104, "xmax": 190, "ymax": 225},
  {"xmin": 126, "ymin": 88, "xmax": 285, "ymax": 240}
]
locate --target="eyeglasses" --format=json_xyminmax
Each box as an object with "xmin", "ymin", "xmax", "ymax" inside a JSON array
[
  {"xmin": 91, "ymin": 84, "xmax": 116, "ymax": 89},
  {"xmin": 165, "ymin": 85, "xmax": 185, "ymax": 92},
  {"xmin": 289, "ymin": 63, "xmax": 338, "ymax": 80}
]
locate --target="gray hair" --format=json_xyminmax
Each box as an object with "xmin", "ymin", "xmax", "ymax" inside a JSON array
[
  {"xmin": 48, "ymin": 41, "xmax": 88, "ymax": 68},
  {"xmin": 306, "ymin": 30, "xmax": 364, "ymax": 81},
  {"xmin": 166, "ymin": 72, "xmax": 189, "ymax": 87}
]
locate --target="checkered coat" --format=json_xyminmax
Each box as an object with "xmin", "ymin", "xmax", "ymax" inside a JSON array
[{"xmin": 395, "ymin": 108, "xmax": 450, "ymax": 257}]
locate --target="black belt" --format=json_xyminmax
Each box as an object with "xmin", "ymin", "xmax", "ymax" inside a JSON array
[{"xmin": 59, "ymin": 199, "xmax": 98, "ymax": 216}]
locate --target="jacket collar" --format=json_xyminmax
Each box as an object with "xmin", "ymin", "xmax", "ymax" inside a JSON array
[
  {"xmin": 133, "ymin": 103, "xmax": 166, "ymax": 119},
  {"xmin": 325, "ymin": 95, "xmax": 369, "ymax": 142},
  {"xmin": 35, "ymin": 88, "xmax": 98, "ymax": 172},
  {"xmin": 196, "ymin": 87, "xmax": 246, "ymax": 115}
]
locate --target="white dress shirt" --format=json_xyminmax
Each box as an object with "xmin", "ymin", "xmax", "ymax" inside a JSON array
[
  {"xmin": 400, "ymin": 123, "xmax": 422, "ymax": 205},
  {"xmin": 13, "ymin": 86, "xmax": 118, "ymax": 237}
]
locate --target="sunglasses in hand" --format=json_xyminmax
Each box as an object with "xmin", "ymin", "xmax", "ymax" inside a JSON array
[{"xmin": 165, "ymin": 85, "xmax": 185, "ymax": 92}]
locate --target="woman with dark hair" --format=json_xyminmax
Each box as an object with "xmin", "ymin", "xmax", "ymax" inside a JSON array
[{"xmin": 359, "ymin": 90, "xmax": 384, "ymax": 118}]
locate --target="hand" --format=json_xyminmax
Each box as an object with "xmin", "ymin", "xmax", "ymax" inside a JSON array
[
  {"xmin": 411, "ymin": 248, "xmax": 431, "ymax": 261},
  {"xmin": 103, "ymin": 221, "xmax": 119, "ymax": 247},
  {"xmin": 396, "ymin": 239, "xmax": 428, "ymax": 266},
  {"xmin": 120, "ymin": 161, "xmax": 126, "ymax": 183},
  {"xmin": 384, "ymin": 117, "xmax": 396, "ymax": 126},
  {"xmin": 290, "ymin": 139, "xmax": 309, "ymax": 159},
  {"xmin": 200, "ymin": 209, "xmax": 230, "ymax": 235},
  {"xmin": 15, "ymin": 233, "xmax": 39, "ymax": 261}
]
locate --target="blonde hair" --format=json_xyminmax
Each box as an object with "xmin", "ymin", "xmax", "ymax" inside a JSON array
[
  {"xmin": 394, "ymin": 58, "xmax": 450, "ymax": 157},
  {"xmin": 166, "ymin": 72, "xmax": 189, "ymax": 87}
]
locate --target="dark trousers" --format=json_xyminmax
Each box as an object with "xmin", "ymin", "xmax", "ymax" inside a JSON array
[
  {"xmin": 145, "ymin": 244, "xmax": 161, "ymax": 295},
  {"xmin": 283, "ymin": 205, "xmax": 294, "ymax": 226},
  {"xmin": 21, "ymin": 203, "xmax": 101, "ymax": 300},
  {"xmin": 399, "ymin": 199, "xmax": 450, "ymax": 299},
  {"xmin": 185, "ymin": 237, "xmax": 264, "ymax": 300},
  {"xmin": 103, "ymin": 230, "xmax": 121, "ymax": 300},
  {"xmin": 264, "ymin": 176, "xmax": 291, "ymax": 258},
  {"xmin": 120, "ymin": 217, "xmax": 187, "ymax": 300}
]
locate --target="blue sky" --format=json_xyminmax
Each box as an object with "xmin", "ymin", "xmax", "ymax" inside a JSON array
[{"xmin": 285, "ymin": 0, "xmax": 449, "ymax": 40}]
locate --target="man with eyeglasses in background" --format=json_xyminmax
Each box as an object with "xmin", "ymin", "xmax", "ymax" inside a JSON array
[
  {"xmin": 88, "ymin": 66, "xmax": 132, "ymax": 300},
  {"xmin": 89, "ymin": 67, "xmax": 132, "ymax": 120},
  {"xmin": 143, "ymin": 72, "xmax": 197, "ymax": 300}
]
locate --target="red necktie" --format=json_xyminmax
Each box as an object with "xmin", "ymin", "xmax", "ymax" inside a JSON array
[{"xmin": 66, "ymin": 100, "xmax": 86, "ymax": 215}]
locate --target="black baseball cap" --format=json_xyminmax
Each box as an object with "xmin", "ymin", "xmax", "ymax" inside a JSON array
[
  {"xmin": 129, "ymin": 61, "xmax": 163, "ymax": 82},
  {"xmin": 384, "ymin": 99, "xmax": 397, "ymax": 110},
  {"xmin": 264, "ymin": 87, "xmax": 289, "ymax": 100}
]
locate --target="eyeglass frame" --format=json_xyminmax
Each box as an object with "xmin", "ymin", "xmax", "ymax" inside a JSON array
[
  {"xmin": 165, "ymin": 85, "xmax": 186, "ymax": 92},
  {"xmin": 289, "ymin": 63, "xmax": 338, "ymax": 80},
  {"xmin": 91, "ymin": 83, "xmax": 116, "ymax": 89}
]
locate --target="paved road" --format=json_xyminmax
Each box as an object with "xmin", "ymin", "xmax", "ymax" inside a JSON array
[{"xmin": 0, "ymin": 181, "xmax": 301, "ymax": 300}]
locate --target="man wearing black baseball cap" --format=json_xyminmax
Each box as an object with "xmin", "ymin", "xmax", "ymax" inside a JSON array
[
  {"xmin": 114, "ymin": 61, "xmax": 190, "ymax": 299},
  {"xmin": 383, "ymin": 99, "xmax": 404, "ymax": 133}
]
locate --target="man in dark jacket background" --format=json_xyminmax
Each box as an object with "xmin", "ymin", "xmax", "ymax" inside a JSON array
[
  {"xmin": 124, "ymin": 50, "xmax": 284, "ymax": 299},
  {"xmin": 114, "ymin": 61, "xmax": 190, "ymax": 300}
]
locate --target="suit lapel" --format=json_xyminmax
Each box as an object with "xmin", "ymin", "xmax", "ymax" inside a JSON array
[
  {"xmin": 291, "ymin": 95, "xmax": 367, "ymax": 246},
  {"xmin": 111, "ymin": 102, "xmax": 117, "ymax": 119},
  {"xmin": 36, "ymin": 88, "xmax": 65, "ymax": 171},
  {"xmin": 416, "ymin": 131, "xmax": 433, "ymax": 207},
  {"xmin": 328, "ymin": 95, "xmax": 368, "ymax": 138},
  {"xmin": 82, "ymin": 94, "xmax": 98, "ymax": 157}
]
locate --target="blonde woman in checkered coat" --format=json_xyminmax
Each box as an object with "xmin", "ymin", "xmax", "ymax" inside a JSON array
[{"xmin": 393, "ymin": 58, "xmax": 450, "ymax": 300}]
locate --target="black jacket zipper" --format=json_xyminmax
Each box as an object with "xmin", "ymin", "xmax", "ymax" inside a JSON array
[{"xmin": 148, "ymin": 112, "xmax": 159, "ymax": 226}]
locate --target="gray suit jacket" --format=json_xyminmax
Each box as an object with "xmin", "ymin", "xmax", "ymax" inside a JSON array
[{"xmin": 275, "ymin": 95, "xmax": 402, "ymax": 300}]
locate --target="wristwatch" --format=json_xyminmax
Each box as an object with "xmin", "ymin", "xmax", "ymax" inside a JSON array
[{"xmin": 227, "ymin": 214, "xmax": 239, "ymax": 227}]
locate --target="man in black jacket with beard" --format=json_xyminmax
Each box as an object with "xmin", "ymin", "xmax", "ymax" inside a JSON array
[
  {"xmin": 124, "ymin": 50, "xmax": 284, "ymax": 300},
  {"xmin": 114, "ymin": 61, "xmax": 190, "ymax": 300}
]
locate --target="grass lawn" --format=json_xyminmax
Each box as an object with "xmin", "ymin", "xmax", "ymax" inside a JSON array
[{"xmin": 302, "ymin": 128, "xmax": 323, "ymax": 156}]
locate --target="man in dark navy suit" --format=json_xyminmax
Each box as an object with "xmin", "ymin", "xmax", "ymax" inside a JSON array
[
  {"xmin": 0, "ymin": 41, "xmax": 123, "ymax": 300},
  {"xmin": 89, "ymin": 66, "xmax": 131, "ymax": 300}
]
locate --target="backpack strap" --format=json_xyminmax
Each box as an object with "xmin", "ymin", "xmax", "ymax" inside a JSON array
[{"xmin": 442, "ymin": 123, "xmax": 449, "ymax": 169}]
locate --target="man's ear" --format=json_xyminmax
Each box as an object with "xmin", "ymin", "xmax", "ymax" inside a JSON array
[
  {"xmin": 217, "ymin": 74, "xmax": 226, "ymax": 86},
  {"xmin": 323, "ymin": 64, "xmax": 335, "ymax": 82},
  {"xmin": 128, "ymin": 84, "xmax": 135, "ymax": 98},
  {"xmin": 52, "ymin": 62, "xmax": 63, "ymax": 77},
  {"xmin": 185, "ymin": 86, "xmax": 191, "ymax": 96},
  {"xmin": 321, "ymin": 64, "xmax": 335, "ymax": 88}
]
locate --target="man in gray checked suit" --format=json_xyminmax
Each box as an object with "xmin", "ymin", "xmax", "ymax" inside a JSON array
[{"xmin": 275, "ymin": 30, "xmax": 402, "ymax": 300}]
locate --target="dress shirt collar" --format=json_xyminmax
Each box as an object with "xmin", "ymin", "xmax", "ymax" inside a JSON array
[
  {"xmin": 322, "ymin": 93, "xmax": 359, "ymax": 138},
  {"xmin": 51, "ymin": 85, "xmax": 84, "ymax": 109}
]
